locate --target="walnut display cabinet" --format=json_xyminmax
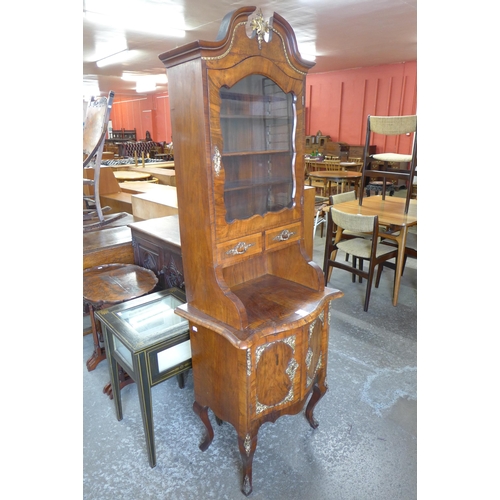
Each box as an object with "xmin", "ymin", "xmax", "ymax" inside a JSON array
[{"xmin": 160, "ymin": 7, "xmax": 342, "ymax": 496}]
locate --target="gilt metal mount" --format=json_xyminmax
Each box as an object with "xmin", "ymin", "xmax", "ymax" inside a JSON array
[{"xmin": 250, "ymin": 10, "xmax": 269, "ymax": 49}]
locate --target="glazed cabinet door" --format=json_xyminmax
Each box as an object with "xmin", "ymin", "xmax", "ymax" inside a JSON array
[{"xmin": 208, "ymin": 64, "xmax": 305, "ymax": 242}]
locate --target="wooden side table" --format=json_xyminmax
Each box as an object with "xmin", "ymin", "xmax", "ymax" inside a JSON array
[
  {"xmin": 96, "ymin": 288, "xmax": 191, "ymax": 468},
  {"xmin": 113, "ymin": 170, "xmax": 152, "ymax": 182},
  {"xmin": 83, "ymin": 263, "xmax": 158, "ymax": 371}
]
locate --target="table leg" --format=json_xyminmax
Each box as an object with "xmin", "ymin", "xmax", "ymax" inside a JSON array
[
  {"xmin": 390, "ymin": 227, "xmax": 408, "ymax": 306},
  {"xmin": 136, "ymin": 357, "xmax": 157, "ymax": 468},
  {"xmin": 86, "ymin": 304, "xmax": 106, "ymax": 371},
  {"xmin": 102, "ymin": 325, "xmax": 123, "ymax": 422},
  {"xmin": 103, "ymin": 366, "xmax": 134, "ymax": 399}
]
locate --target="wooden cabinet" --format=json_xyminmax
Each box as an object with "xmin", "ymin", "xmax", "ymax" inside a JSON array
[
  {"xmin": 128, "ymin": 216, "xmax": 184, "ymax": 291},
  {"xmin": 348, "ymin": 144, "xmax": 376, "ymax": 160},
  {"xmin": 160, "ymin": 7, "xmax": 342, "ymax": 496}
]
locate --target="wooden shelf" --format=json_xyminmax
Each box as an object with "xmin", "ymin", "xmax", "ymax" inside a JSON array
[
  {"xmin": 223, "ymin": 177, "xmax": 291, "ymax": 192},
  {"xmin": 222, "ymin": 149, "xmax": 290, "ymax": 156}
]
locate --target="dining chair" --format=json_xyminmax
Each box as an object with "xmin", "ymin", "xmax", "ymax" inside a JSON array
[
  {"xmin": 83, "ymin": 91, "xmax": 127, "ymax": 232},
  {"xmin": 325, "ymin": 207, "xmax": 399, "ymax": 311},
  {"xmin": 375, "ymin": 230, "xmax": 417, "ymax": 287},
  {"xmin": 323, "ymin": 159, "xmax": 341, "ymax": 171},
  {"xmin": 322, "ymin": 191, "xmax": 369, "ymax": 282},
  {"xmin": 307, "ymin": 176, "xmax": 327, "ymax": 197},
  {"xmin": 313, "ymin": 196, "xmax": 329, "ymax": 238},
  {"xmin": 359, "ymin": 115, "xmax": 417, "ymax": 214}
]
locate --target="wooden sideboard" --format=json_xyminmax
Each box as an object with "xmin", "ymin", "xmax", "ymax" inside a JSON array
[{"xmin": 128, "ymin": 215, "xmax": 184, "ymax": 291}]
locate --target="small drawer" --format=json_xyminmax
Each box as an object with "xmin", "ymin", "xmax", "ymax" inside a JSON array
[
  {"xmin": 265, "ymin": 222, "xmax": 301, "ymax": 251},
  {"xmin": 216, "ymin": 233, "xmax": 263, "ymax": 266}
]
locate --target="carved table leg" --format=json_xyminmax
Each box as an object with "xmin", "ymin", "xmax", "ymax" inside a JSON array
[
  {"xmin": 86, "ymin": 304, "xmax": 106, "ymax": 371},
  {"xmin": 193, "ymin": 401, "xmax": 214, "ymax": 452},
  {"xmin": 103, "ymin": 365, "xmax": 134, "ymax": 399},
  {"xmin": 237, "ymin": 431, "xmax": 258, "ymax": 497},
  {"xmin": 305, "ymin": 382, "xmax": 327, "ymax": 429}
]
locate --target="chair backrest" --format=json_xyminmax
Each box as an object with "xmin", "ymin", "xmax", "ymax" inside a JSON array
[
  {"xmin": 330, "ymin": 207, "xmax": 377, "ymax": 234},
  {"xmin": 368, "ymin": 115, "xmax": 417, "ymax": 136},
  {"xmin": 83, "ymin": 91, "xmax": 114, "ymax": 167},
  {"xmin": 330, "ymin": 191, "xmax": 356, "ymax": 205},
  {"xmin": 323, "ymin": 159, "xmax": 341, "ymax": 171},
  {"xmin": 326, "ymin": 191, "xmax": 357, "ymax": 239},
  {"xmin": 360, "ymin": 114, "xmax": 417, "ymax": 213}
]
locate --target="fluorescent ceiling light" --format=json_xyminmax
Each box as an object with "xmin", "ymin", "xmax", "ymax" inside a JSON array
[
  {"xmin": 298, "ymin": 41, "xmax": 317, "ymax": 62},
  {"xmin": 135, "ymin": 76, "xmax": 158, "ymax": 93},
  {"xmin": 300, "ymin": 53, "xmax": 317, "ymax": 62},
  {"xmin": 122, "ymin": 72, "xmax": 167, "ymax": 84},
  {"xmin": 83, "ymin": 77, "xmax": 100, "ymax": 98},
  {"xmin": 96, "ymin": 49, "xmax": 138, "ymax": 68},
  {"xmin": 136, "ymin": 82, "xmax": 156, "ymax": 93}
]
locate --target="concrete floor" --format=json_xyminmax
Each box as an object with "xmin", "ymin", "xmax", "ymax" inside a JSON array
[{"xmin": 83, "ymin": 228, "xmax": 417, "ymax": 500}]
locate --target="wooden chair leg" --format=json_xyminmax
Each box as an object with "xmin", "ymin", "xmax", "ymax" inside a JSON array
[
  {"xmin": 363, "ymin": 263, "xmax": 377, "ymax": 312},
  {"xmin": 375, "ymin": 263, "xmax": 384, "ymax": 288}
]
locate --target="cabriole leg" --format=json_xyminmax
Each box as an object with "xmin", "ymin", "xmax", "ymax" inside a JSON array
[
  {"xmin": 305, "ymin": 383, "xmax": 327, "ymax": 429},
  {"xmin": 193, "ymin": 401, "xmax": 214, "ymax": 452},
  {"xmin": 237, "ymin": 431, "xmax": 258, "ymax": 497}
]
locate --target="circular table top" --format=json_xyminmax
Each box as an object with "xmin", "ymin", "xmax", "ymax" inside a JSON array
[
  {"xmin": 339, "ymin": 162, "xmax": 362, "ymax": 169},
  {"xmin": 83, "ymin": 263, "xmax": 158, "ymax": 309},
  {"xmin": 113, "ymin": 171, "xmax": 152, "ymax": 181},
  {"xmin": 308, "ymin": 170, "xmax": 362, "ymax": 180}
]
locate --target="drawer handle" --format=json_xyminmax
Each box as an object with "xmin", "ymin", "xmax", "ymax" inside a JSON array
[
  {"xmin": 226, "ymin": 241, "xmax": 255, "ymax": 255},
  {"xmin": 273, "ymin": 229, "xmax": 295, "ymax": 242}
]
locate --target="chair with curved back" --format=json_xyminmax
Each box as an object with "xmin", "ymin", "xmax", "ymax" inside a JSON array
[
  {"xmin": 83, "ymin": 91, "xmax": 127, "ymax": 232},
  {"xmin": 359, "ymin": 115, "xmax": 417, "ymax": 214}
]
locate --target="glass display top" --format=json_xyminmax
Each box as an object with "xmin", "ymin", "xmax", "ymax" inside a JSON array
[{"xmin": 114, "ymin": 293, "xmax": 188, "ymax": 350}]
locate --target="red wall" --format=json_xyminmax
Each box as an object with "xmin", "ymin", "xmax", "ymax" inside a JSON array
[
  {"xmin": 110, "ymin": 91, "xmax": 172, "ymax": 143},
  {"xmin": 306, "ymin": 61, "xmax": 417, "ymax": 155},
  {"xmin": 109, "ymin": 61, "xmax": 416, "ymax": 153}
]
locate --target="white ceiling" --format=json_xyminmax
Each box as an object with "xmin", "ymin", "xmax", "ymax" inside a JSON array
[{"xmin": 83, "ymin": 0, "xmax": 417, "ymax": 97}]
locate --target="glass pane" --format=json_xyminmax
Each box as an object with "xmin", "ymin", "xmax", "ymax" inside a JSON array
[
  {"xmin": 113, "ymin": 336, "xmax": 133, "ymax": 369},
  {"xmin": 220, "ymin": 75, "xmax": 295, "ymax": 222},
  {"xmin": 156, "ymin": 340, "xmax": 192, "ymax": 372},
  {"xmin": 117, "ymin": 294, "xmax": 187, "ymax": 345}
]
